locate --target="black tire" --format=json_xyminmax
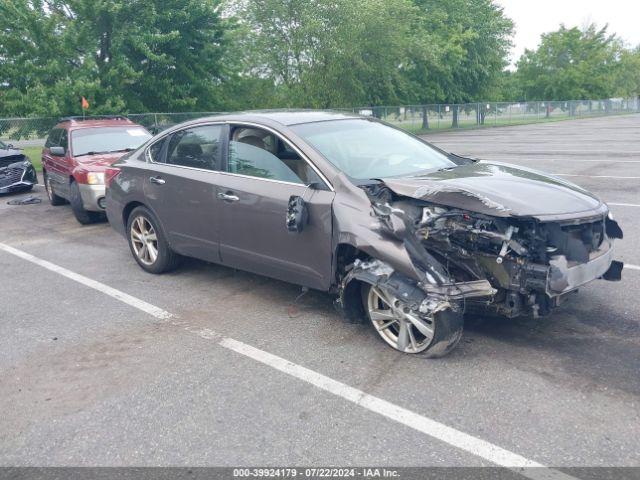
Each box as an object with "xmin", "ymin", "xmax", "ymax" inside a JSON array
[
  {"xmin": 418, "ymin": 309, "xmax": 464, "ymax": 358},
  {"xmin": 69, "ymin": 180, "xmax": 104, "ymax": 224},
  {"xmin": 43, "ymin": 170, "xmax": 66, "ymax": 206},
  {"xmin": 362, "ymin": 283, "xmax": 464, "ymax": 358},
  {"xmin": 126, "ymin": 206, "xmax": 181, "ymax": 274}
]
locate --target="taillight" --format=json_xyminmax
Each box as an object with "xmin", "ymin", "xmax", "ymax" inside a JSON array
[{"xmin": 105, "ymin": 167, "xmax": 121, "ymax": 188}]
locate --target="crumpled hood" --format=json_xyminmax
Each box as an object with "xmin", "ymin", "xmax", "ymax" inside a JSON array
[{"xmin": 381, "ymin": 161, "xmax": 604, "ymax": 220}]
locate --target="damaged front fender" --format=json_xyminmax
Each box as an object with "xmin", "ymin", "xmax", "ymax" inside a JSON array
[
  {"xmin": 337, "ymin": 258, "xmax": 496, "ymax": 324},
  {"xmin": 331, "ymin": 173, "xmax": 423, "ymax": 282}
]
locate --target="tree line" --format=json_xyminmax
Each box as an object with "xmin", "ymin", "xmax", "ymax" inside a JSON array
[{"xmin": 0, "ymin": 0, "xmax": 638, "ymax": 117}]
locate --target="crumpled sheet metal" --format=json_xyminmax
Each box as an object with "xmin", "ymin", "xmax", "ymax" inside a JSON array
[{"xmin": 413, "ymin": 184, "xmax": 511, "ymax": 213}]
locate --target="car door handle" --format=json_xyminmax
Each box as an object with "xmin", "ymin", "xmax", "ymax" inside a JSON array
[
  {"xmin": 149, "ymin": 176, "xmax": 165, "ymax": 185},
  {"xmin": 217, "ymin": 192, "xmax": 239, "ymax": 202}
]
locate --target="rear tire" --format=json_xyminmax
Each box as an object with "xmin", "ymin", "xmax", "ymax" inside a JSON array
[
  {"xmin": 69, "ymin": 180, "xmax": 104, "ymax": 224},
  {"xmin": 43, "ymin": 170, "xmax": 66, "ymax": 206},
  {"xmin": 362, "ymin": 283, "xmax": 463, "ymax": 358},
  {"xmin": 126, "ymin": 206, "xmax": 180, "ymax": 274}
]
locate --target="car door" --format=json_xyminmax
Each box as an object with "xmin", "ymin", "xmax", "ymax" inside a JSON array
[
  {"xmin": 216, "ymin": 124, "xmax": 335, "ymax": 291},
  {"xmin": 43, "ymin": 129, "xmax": 69, "ymax": 196},
  {"xmin": 142, "ymin": 124, "xmax": 225, "ymax": 263},
  {"xmin": 56, "ymin": 129, "xmax": 72, "ymax": 196}
]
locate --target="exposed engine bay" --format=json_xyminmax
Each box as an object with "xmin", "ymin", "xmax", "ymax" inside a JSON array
[{"xmin": 342, "ymin": 183, "xmax": 624, "ymax": 325}]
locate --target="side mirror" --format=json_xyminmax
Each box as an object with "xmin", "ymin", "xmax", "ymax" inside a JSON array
[
  {"xmin": 286, "ymin": 195, "xmax": 309, "ymax": 233},
  {"xmin": 50, "ymin": 146, "xmax": 66, "ymax": 156},
  {"xmin": 286, "ymin": 183, "xmax": 319, "ymax": 233},
  {"xmin": 7, "ymin": 144, "xmax": 14, "ymax": 149}
]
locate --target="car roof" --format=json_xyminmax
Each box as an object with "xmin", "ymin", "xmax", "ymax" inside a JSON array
[
  {"xmin": 54, "ymin": 117, "xmax": 144, "ymax": 131},
  {"xmin": 194, "ymin": 110, "xmax": 362, "ymax": 126}
]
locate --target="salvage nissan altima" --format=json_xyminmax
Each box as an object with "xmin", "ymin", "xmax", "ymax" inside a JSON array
[{"xmin": 105, "ymin": 111, "xmax": 624, "ymax": 357}]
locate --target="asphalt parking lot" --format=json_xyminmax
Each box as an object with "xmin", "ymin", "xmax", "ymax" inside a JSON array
[{"xmin": 1, "ymin": 114, "xmax": 639, "ymax": 472}]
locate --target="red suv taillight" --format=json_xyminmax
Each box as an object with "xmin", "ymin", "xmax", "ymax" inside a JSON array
[{"xmin": 105, "ymin": 167, "xmax": 121, "ymax": 188}]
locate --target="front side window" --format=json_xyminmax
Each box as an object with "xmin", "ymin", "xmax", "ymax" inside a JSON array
[
  {"xmin": 59, "ymin": 130, "xmax": 68, "ymax": 150},
  {"xmin": 227, "ymin": 127, "xmax": 320, "ymax": 185},
  {"xmin": 165, "ymin": 125, "xmax": 223, "ymax": 170},
  {"xmin": 45, "ymin": 129, "xmax": 62, "ymax": 148},
  {"xmin": 291, "ymin": 119, "xmax": 455, "ymax": 180},
  {"xmin": 71, "ymin": 126, "xmax": 152, "ymax": 157}
]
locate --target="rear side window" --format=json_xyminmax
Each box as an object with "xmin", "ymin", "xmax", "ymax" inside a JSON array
[
  {"xmin": 164, "ymin": 125, "xmax": 223, "ymax": 171},
  {"xmin": 45, "ymin": 129, "xmax": 62, "ymax": 148},
  {"xmin": 147, "ymin": 139, "xmax": 166, "ymax": 163}
]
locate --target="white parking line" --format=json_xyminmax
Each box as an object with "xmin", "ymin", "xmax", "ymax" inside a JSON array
[
  {"xmin": 447, "ymin": 156, "xmax": 640, "ymax": 163},
  {"xmin": 220, "ymin": 338, "xmax": 573, "ymax": 480},
  {"xmin": 0, "ymin": 242, "xmax": 576, "ymax": 480},
  {"xmin": 626, "ymin": 264, "xmax": 640, "ymax": 271},
  {"xmin": 0, "ymin": 243, "xmax": 172, "ymax": 319},
  {"xmin": 551, "ymin": 160, "xmax": 640, "ymax": 163},
  {"xmin": 608, "ymin": 203, "xmax": 640, "ymax": 208},
  {"xmin": 555, "ymin": 174, "xmax": 640, "ymax": 179}
]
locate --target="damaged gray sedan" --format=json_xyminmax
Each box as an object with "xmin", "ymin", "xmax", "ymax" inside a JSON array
[{"xmin": 106, "ymin": 111, "xmax": 624, "ymax": 357}]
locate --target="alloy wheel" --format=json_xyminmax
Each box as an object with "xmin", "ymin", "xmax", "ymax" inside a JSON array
[
  {"xmin": 130, "ymin": 216, "xmax": 159, "ymax": 266},
  {"xmin": 367, "ymin": 286, "xmax": 435, "ymax": 354}
]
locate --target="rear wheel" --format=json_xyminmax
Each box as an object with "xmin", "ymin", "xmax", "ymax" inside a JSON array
[
  {"xmin": 127, "ymin": 206, "xmax": 180, "ymax": 274},
  {"xmin": 363, "ymin": 284, "xmax": 463, "ymax": 357},
  {"xmin": 69, "ymin": 180, "xmax": 104, "ymax": 224},
  {"xmin": 43, "ymin": 170, "xmax": 66, "ymax": 206}
]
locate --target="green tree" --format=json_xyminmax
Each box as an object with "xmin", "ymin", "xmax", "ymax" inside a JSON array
[
  {"xmin": 235, "ymin": 0, "xmax": 421, "ymax": 108},
  {"xmin": 515, "ymin": 24, "xmax": 623, "ymax": 102},
  {"xmin": 614, "ymin": 46, "xmax": 640, "ymax": 98},
  {"xmin": 408, "ymin": 0, "xmax": 514, "ymax": 127},
  {"xmin": 0, "ymin": 0, "xmax": 233, "ymax": 116}
]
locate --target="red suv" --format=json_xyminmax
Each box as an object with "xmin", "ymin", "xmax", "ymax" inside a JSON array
[{"xmin": 42, "ymin": 117, "xmax": 151, "ymax": 223}]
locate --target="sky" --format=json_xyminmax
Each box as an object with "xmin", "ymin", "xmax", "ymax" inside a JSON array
[{"xmin": 496, "ymin": 0, "xmax": 640, "ymax": 66}]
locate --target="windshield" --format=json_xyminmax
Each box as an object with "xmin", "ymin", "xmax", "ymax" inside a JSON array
[
  {"xmin": 71, "ymin": 127, "xmax": 151, "ymax": 157},
  {"xmin": 0, "ymin": 140, "xmax": 7, "ymax": 149},
  {"xmin": 291, "ymin": 119, "xmax": 455, "ymax": 179}
]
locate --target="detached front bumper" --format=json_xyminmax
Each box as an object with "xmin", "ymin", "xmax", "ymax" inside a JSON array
[
  {"xmin": 78, "ymin": 184, "xmax": 106, "ymax": 211},
  {"xmin": 548, "ymin": 239, "xmax": 619, "ymax": 295}
]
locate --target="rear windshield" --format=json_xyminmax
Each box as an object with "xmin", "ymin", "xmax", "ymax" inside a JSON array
[
  {"xmin": 291, "ymin": 119, "xmax": 454, "ymax": 179},
  {"xmin": 71, "ymin": 127, "xmax": 151, "ymax": 157}
]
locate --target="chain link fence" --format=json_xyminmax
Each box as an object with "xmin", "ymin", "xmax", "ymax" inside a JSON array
[
  {"xmin": 351, "ymin": 97, "xmax": 640, "ymax": 134},
  {"xmin": 1, "ymin": 97, "xmax": 638, "ymax": 147}
]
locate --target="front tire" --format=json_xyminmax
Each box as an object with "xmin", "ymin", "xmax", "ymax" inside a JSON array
[
  {"xmin": 126, "ymin": 206, "xmax": 180, "ymax": 274},
  {"xmin": 69, "ymin": 180, "xmax": 104, "ymax": 224},
  {"xmin": 363, "ymin": 283, "xmax": 463, "ymax": 358}
]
